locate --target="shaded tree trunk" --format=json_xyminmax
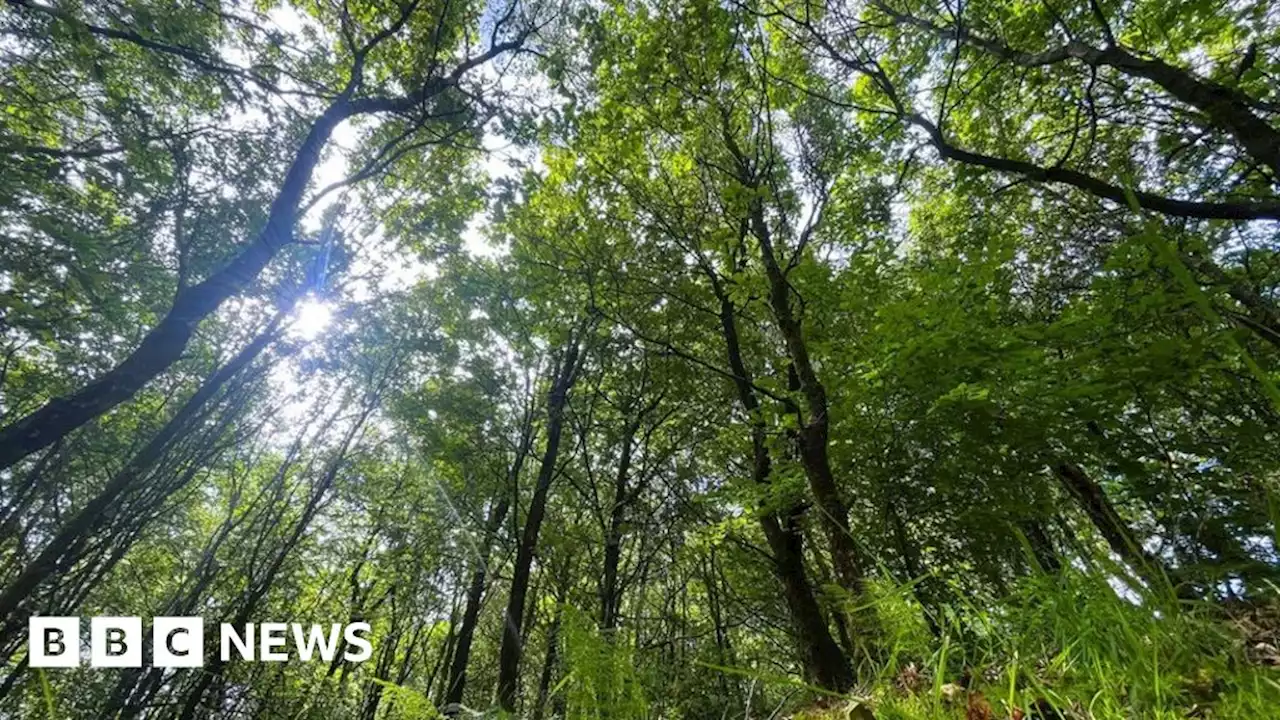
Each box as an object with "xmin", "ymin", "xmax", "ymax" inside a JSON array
[
  {"xmin": 361, "ymin": 625, "xmax": 402, "ymax": 720},
  {"xmin": 0, "ymin": 9, "xmax": 526, "ymax": 472},
  {"xmin": 496, "ymin": 331, "xmax": 585, "ymax": 712},
  {"xmin": 0, "ymin": 98, "xmax": 346, "ymax": 471},
  {"xmin": 601, "ymin": 396, "xmax": 658, "ymax": 631},
  {"xmin": 1053, "ymin": 461, "xmax": 1182, "ymax": 593},
  {"xmin": 761, "ymin": 508, "xmax": 855, "ymax": 692},
  {"xmin": 442, "ymin": 397, "xmax": 536, "ymax": 713},
  {"xmin": 703, "ymin": 260, "xmax": 854, "ymax": 692},
  {"xmin": 531, "ymin": 603, "xmax": 563, "ymax": 720},
  {"xmin": 428, "ymin": 594, "xmax": 461, "ymax": 704},
  {"xmin": 0, "ymin": 316, "xmax": 283, "ymax": 648},
  {"xmin": 442, "ymin": 496, "xmax": 513, "ymax": 712},
  {"xmin": 723, "ymin": 140, "xmax": 866, "ymax": 600},
  {"xmin": 701, "ymin": 548, "xmax": 740, "ymax": 701},
  {"xmin": 175, "ymin": 390, "xmax": 378, "ymax": 720},
  {"xmin": 803, "ymin": 523, "xmax": 857, "ymax": 658},
  {"xmin": 1021, "ymin": 519, "xmax": 1063, "ymax": 574}
]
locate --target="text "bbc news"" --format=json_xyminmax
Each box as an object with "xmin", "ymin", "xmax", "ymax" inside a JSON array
[{"xmin": 28, "ymin": 617, "xmax": 373, "ymax": 667}]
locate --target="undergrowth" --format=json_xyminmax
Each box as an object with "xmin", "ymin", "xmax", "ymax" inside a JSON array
[
  {"xmin": 794, "ymin": 569, "xmax": 1280, "ymax": 719},
  {"xmin": 508, "ymin": 567, "xmax": 1280, "ymax": 719}
]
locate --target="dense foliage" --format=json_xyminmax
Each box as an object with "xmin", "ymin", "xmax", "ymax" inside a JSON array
[{"xmin": 2, "ymin": 0, "xmax": 1280, "ymax": 717}]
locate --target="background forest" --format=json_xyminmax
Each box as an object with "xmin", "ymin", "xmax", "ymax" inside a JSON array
[{"xmin": 2, "ymin": 0, "xmax": 1280, "ymax": 718}]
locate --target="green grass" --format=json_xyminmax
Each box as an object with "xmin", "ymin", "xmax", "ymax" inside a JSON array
[{"xmin": 847, "ymin": 569, "xmax": 1280, "ymax": 719}]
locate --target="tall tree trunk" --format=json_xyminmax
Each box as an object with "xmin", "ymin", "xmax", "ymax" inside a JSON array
[
  {"xmin": 0, "ymin": 440, "xmax": 66, "ymax": 543},
  {"xmin": 0, "ymin": 316, "xmax": 282, "ymax": 637},
  {"xmin": 751, "ymin": 214, "xmax": 863, "ymax": 595},
  {"xmin": 761, "ymin": 507, "xmax": 855, "ymax": 691},
  {"xmin": 1053, "ymin": 461, "xmax": 1182, "ymax": 593},
  {"xmin": 886, "ymin": 498, "xmax": 942, "ymax": 637},
  {"xmin": 428, "ymin": 594, "xmax": 462, "ymax": 704},
  {"xmin": 496, "ymin": 332, "xmax": 585, "ymax": 712},
  {"xmin": 442, "ymin": 497, "xmax": 513, "ymax": 712},
  {"xmin": 361, "ymin": 626, "xmax": 402, "ymax": 720},
  {"xmin": 701, "ymin": 549, "xmax": 739, "ymax": 702},
  {"xmin": 703, "ymin": 263, "xmax": 854, "ymax": 692},
  {"xmin": 602, "ymin": 400, "xmax": 656, "ymax": 631},
  {"xmin": 0, "ymin": 98, "xmax": 348, "ymax": 471},
  {"xmin": 104, "ymin": 477, "xmax": 256, "ymax": 719},
  {"xmin": 531, "ymin": 603, "xmax": 563, "ymax": 720},
  {"xmin": 802, "ymin": 524, "xmax": 857, "ymax": 659},
  {"xmin": 722, "ymin": 145, "xmax": 866, "ymax": 599},
  {"xmin": 445, "ymin": 404, "xmax": 535, "ymax": 711},
  {"xmin": 175, "ymin": 395, "xmax": 376, "ymax": 720},
  {"xmin": 0, "ymin": 13, "xmax": 525, "ymax": 471},
  {"xmin": 1021, "ymin": 520, "xmax": 1062, "ymax": 574}
]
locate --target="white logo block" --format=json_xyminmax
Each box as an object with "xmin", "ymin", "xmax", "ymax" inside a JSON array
[
  {"xmin": 28, "ymin": 617, "xmax": 79, "ymax": 667},
  {"xmin": 153, "ymin": 617, "xmax": 203, "ymax": 667},
  {"xmin": 90, "ymin": 616, "xmax": 142, "ymax": 667}
]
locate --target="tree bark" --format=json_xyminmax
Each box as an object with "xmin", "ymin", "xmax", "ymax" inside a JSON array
[
  {"xmin": 0, "ymin": 12, "xmax": 526, "ymax": 471},
  {"xmin": 736, "ymin": 183, "xmax": 866, "ymax": 599},
  {"xmin": 0, "ymin": 316, "xmax": 282, "ymax": 626},
  {"xmin": 1021, "ymin": 520, "xmax": 1063, "ymax": 574},
  {"xmin": 0, "ymin": 99, "xmax": 348, "ymax": 471},
  {"xmin": 1053, "ymin": 461, "xmax": 1181, "ymax": 592},
  {"xmin": 706, "ymin": 266, "xmax": 854, "ymax": 691},
  {"xmin": 602, "ymin": 400, "xmax": 656, "ymax": 631},
  {"xmin": 761, "ymin": 508, "xmax": 856, "ymax": 691},
  {"xmin": 496, "ymin": 333, "xmax": 585, "ymax": 712},
  {"xmin": 442, "ymin": 497, "xmax": 512, "ymax": 711},
  {"xmin": 531, "ymin": 604, "xmax": 563, "ymax": 720},
  {"xmin": 443, "ymin": 402, "xmax": 536, "ymax": 712},
  {"xmin": 175, "ymin": 394, "xmax": 376, "ymax": 720}
]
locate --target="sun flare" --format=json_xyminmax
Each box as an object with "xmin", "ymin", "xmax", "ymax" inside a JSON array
[{"xmin": 291, "ymin": 298, "xmax": 332, "ymax": 341}]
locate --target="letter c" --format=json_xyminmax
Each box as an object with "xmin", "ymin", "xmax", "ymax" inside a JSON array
[{"xmin": 166, "ymin": 627, "xmax": 190, "ymax": 657}]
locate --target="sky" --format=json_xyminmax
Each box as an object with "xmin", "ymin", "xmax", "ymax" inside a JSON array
[
  {"xmin": 228, "ymin": 2, "xmax": 549, "ymax": 433},
  {"xmin": 254, "ymin": 4, "xmax": 538, "ymax": 340}
]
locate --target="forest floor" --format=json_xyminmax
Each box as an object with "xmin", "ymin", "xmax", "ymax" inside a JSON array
[{"xmin": 785, "ymin": 577, "xmax": 1280, "ymax": 720}]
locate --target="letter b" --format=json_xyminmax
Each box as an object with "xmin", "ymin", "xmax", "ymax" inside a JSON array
[
  {"xmin": 29, "ymin": 617, "xmax": 79, "ymax": 667},
  {"xmin": 91, "ymin": 617, "xmax": 141, "ymax": 667}
]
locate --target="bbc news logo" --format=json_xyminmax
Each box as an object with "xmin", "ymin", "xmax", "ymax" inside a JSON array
[{"xmin": 29, "ymin": 617, "xmax": 373, "ymax": 668}]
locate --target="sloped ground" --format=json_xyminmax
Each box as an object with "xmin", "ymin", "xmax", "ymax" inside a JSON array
[{"xmin": 787, "ymin": 576, "xmax": 1280, "ymax": 719}]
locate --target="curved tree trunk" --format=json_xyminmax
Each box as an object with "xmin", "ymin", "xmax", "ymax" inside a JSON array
[
  {"xmin": 735, "ymin": 176, "xmax": 866, "ymax": 599},
  {"xmin": 0, "ymin": 7, "xmax": 526, "ymax": 472},
  {"xmin": 707, "ymin": 264, "xmax": 854, "ymax": 692},
  {"xmin": 0, "ymin": 100, "xmax": 349, "ymax": 471}
]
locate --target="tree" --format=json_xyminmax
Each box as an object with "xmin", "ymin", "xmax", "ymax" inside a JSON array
[{"xmin": 4, "ymin": 1, "xmax": 1280, "ymax": 718}]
